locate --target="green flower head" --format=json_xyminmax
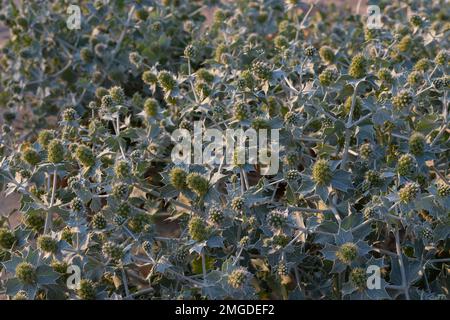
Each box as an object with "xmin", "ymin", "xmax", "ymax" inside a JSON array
[
  {"xmin": 312, "ymin": 159, "xmax": 332, "ymax": 185},
  {"xmin": 76, "ymin": 145, "xmax": 95, "ymax": 167},
  {"xmin": 0, "ymin": 228, "xmax": 16, "ymax": 249},
  {"xmin": 348, "ymin": 54, "xmax": 366, "ymax": 79},
  {"xmin": 399, "ymin": 182, "xmax": 420, "ymax": 203},
  {"xmin": 409, "ymin": 132, "xmax": 426, "ymax": 156},
  {"xmin": 228, "ymin": 267, "xmax": 249, "ymax": 289},
  {"xmin": 350, "ymin": 267, "xmax": 367, "ymax": 290},
  {"xmin": 47, "ymin": 140, "xmax": 65, "ymax": 163},
  {"xmin": 188, "ymin": 216, "xmax": 208, "ymax": 242},
  {"xmin": 319, "ymin": 46, "xmax": 335, "ymax": 63},
  {"xmin": 23, "ymin": 148, "xmax": 41, "ymax": 166},
  {"xmin": 77, "ymin": 279, "xmax": 96, "ymax": 300},
  {"xmin": 336, "ymin": 242, "xmax": 358, "ymax": 264},
  {"xmin": 186, "ymin": 173, "xmax": 209, "ymax": 197},
  {"xmin": 37, "ymin": 235, "xmax": 58, "ymax": 253},
  {"xmin": 15, "ymin": 262, "xmax": 36, "ymax": 284}
]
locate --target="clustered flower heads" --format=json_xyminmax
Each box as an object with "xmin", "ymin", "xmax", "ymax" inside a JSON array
[{"xmin": 0, "ymin": 0, "xmax": 449, "ymax": 301}]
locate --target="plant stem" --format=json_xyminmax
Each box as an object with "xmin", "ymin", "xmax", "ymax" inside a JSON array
[
  {"xmin": 288, "ymin": 206, "xmax": 331, "ymax": 214},
  {"xmin": 44, "ymin": 167, "xmax": 57, "ymax": 234},
  {"xmin": 188, "ymin": 58, "xmax": 199, "ymax": 104},
  {"xmin": 121, "ymin": 267, "xmax": 130, "ymax": 297},
  {"xmin": 394, "ymin": 227, "xmax": 410, "ymax": 300},
  {"xmin": 341, "ymin": 81, "xmax": 362, "ymax": 170}
]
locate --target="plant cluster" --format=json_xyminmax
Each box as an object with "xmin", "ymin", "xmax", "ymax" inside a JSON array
[{"xmin": 0, "ymin": 0, "xmax": 449, "ymax": 300}]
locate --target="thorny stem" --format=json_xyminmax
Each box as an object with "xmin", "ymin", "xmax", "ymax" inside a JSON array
[
  {"xmin": 294, "ymin": 266, "xmax": 303, "ymax": 294},
  {"xmin": 114, "ymin": 114, "xmax": 127, "ymax": 160},
  {"xmin": 270, "ymin": 182, "xmax": 279, "ymax": 202},
  {"xmin": 391, "ymin": 133, "xmax": 409, "ymax": 140},
  {"xmin": 284, "ymin": 229, "xmax": 307, "ymax": 250},
  {"xmin": 288, "ymin": 206, "xmax": 331, "ymax": 214},
  {"xmin": 170, "ymin": 199, "xmax": 203, "ymax": 215},
  {"xmin": 416, "ymin": 85, "xmax": 434, "ymax": 96},
  {"xmin": 295, "ymin": 225, "xmax": 334, "ymax": 236},
  {"xmin": 26, "ymin": 59, "xmax": 74, "ymax": 86},
  {"xmin": 330, "ymin": 195, "xmax": 342, "ymax": 224},
  {"xmin": 371, "ymin": 247, "xmax": 397, "ymax": 258},
  {"xmin": 188, "ymin": 58, "xmax": 200, "ymax": 104},
  {"xmin": 341, "ymin": 80, "xmax": 362, "ymax": 170},
  {"xmin": 430, "ymin": 165, "xmax": 449, "ymax": 185},
  {"xmin": 351, "ymin": 112, "xmax": 373, "ymax": 127},
  {"xmin": 121, "ymin": 267, "xmax": 130, "ymax": 297},
  {"xmin": 44, "ymin": 167, "xmax": 57, "ymax": 234},
  {"xmin": 351, "ymin": 218, "xmax": 373, "ymax": 232},
  {"xmin": 233, "ymin": 245, "xmax": 245, "ymax": 266},
  {"xmin": 123, "ymin": 225, "xmax": 138, "ymax": 241},
  {"xmin": 240, "ymin": 169, "xmax": 245, "ymax": 195},
  {"xmin": 299, "ymin": 1, "xmax": 316, "ymax": 30},
  {"xmin": 420, "ymin": 256, "xmax": 431, "ymax": 293},
  {"xmin": 242, "ymin": 169, "xmax": 250, "ymax": 190},
  {"xmin": 426, "ymin": 258, "xmax": 450, "ymax": 264},
  {"xmin": 394, "ymin": 227, "xmax": 410, "ymax": 300},
  {"xmin": 254, "ymin": 178, "xmax": 284, "ymax": 194}
]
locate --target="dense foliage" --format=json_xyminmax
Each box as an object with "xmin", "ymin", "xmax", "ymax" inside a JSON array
[{"xmin": 0, "ymin": 0, "xmax": 449, "ymax": 300}]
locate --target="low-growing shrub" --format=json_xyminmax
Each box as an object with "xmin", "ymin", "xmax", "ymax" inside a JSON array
[{"xmin": 0, "ymin": 0, "xmax": 449, "ymax": 300}]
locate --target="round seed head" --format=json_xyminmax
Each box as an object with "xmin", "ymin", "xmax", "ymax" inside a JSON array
[
  {"xmin": 399, "ymin": 182, "xmax": 420, "ymax": 203},
  {"xmin": 336, "ymin": 242, "xmax": 358, "ymax": 264},
  {"xmin": 186, "ymin": 173, "xmax": 209, "ymax": 197},
  {"xmin": 188, "ymin": 216, "xmax": 208, "ymax": 242},
  {"xmin": 92, "ymin": 213, "xmax": 107, "ymax": 229},
  {"xmin": 37, "ymin": 235, "xmax": 58, "ymax": 253},
  {"xmin": 228, "ymin": 267, "xmax": 249, "ymax": 289},
  {"xmin": 350, "ymin": 267, "xmax": 367, "ymax": 290},
  {"xmin": 15, "ymin": 262, "xmax": 36, "ymax": 284},
  {"xmin": 312, "ymin": 159, "xmax": 332, "ymax": 185},
  {"xmin": 47, "ymin": 140, "xmax": 65, "ymax": 163},
  {"xmin": 0, "ymin": 228, "xmax": 16, "ymax": 249},
  {"xmin": 77, "ymin": 279, "xmax": 96, "ymax": 300}
]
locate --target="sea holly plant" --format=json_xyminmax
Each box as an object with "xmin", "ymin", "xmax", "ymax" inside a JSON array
[
  {"xmin": 321, "ymin": 230, "xmax": 372, "ymax": 273},
  {"xmin": 0, "ymin": 0, "xmax": 449, "ymax": 300},
  {"xmin": 2, "ymin": 248, "xmax": 60, "ymax": 299},
  {"xmin": 0, "ymin": 0, "xmax": 204, "ymax": 130},
  {"xmin": 341, "ymin": 257, "xmax": 390, "ymax": 300}
]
